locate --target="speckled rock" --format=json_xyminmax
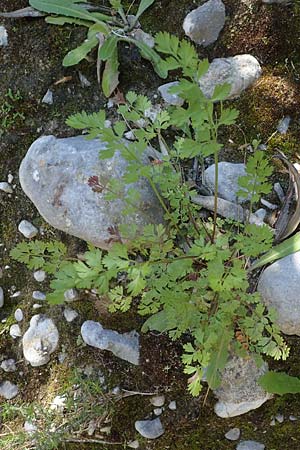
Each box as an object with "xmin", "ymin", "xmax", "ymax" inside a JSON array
[
  {"xmin": 199, "ymin": 55, "xmax": 261, "ymax": 99},
  {"xmin": 236, "ymin": 441, "xmax": 265, "ymax": 450},
  {"xmin": 19, "ymin": 136, "xmax": 164, "ymax": 250},
  {"xmin": 22, "ymin": 315, "xmax": 59, "ymax": 366},
  {"xmin": 257, "ymin": 252, "xmax": 300, "ymax": 335},
  {"xmin": 213, "ymin": 356, "xmax": 272, "ymax": 418},
  {"xmin": 81, "ymin": 320, "xmax": 139, "ymax": 365},
  {"xmin": 204, "ymin": 162, "xmax": 247, "ymax": 203},
  {"xmin": 183, "ymin": 0, "xmax": 225, "ymax": 46}
]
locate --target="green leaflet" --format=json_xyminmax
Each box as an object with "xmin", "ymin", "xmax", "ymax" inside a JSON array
[
  {"xmin": 135, "ymin": 0, "xmax": 155, "ymax": 20},
  {"xmin": 29, "ymin": 0, "xmax": 104, "ymax": 24},
  {"xmin": 63, "ymin": 35, "xmax": 99, "ymax": 66},
  {"xmin": 141, "ymin": 310, "xmax": 169, "ymax": 333},
  {"xmin": 249, "ymin": 231, "xmax": 300, "ymax": 271},
  {"xmin": 45, "ymin": 16, "xmax": 92, "ymax": 27},
  {"xmin": 130, "ymin": 38, "xmax": 168, "ymax": 79},
  {"xmin": 258, "ymin": 371, "xmax": 300, "ymax": 395},
  {"xmin": 98, "ymin": 35, "xmax": 119, "ymax": 61},
  {"xmin": 102, "ymin": 43, "xmax": 120, "ymax": 97}
]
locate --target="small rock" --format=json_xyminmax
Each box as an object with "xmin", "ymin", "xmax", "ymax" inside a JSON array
[
  {"xmin": 225, "ymin": 428, "xmax": 241, "ymax": 441},
  {"xmin": 0, "ymin": 287, "xmax": 4, "ymax": 307},
  {"xmin": 260, "ymin": 199, "xmax": 277, "ymax": 210},
  {"xmin": 33, "ymin": 303, "xmax": 43, "ymax": 310},
  {"xmin": 50, "ymin": 394, "xmax": 67, "ymax": 411},
  {"xmin": 154, "ymin": 408, "xmax": 163, "ymax": 416},
  {"xmin": 131, "ymin": 29, "xmax": 155, "ymax": 48},
  {"xmin": 199, "ymin": 55, "xmax": 261, "ymax": 99},
  {"xmin": 0, "ymin": 358, "xmax": 17, "ymax": 372},
  {"xmin": 14, "ymin": 308, "xmax": 24, "ymax": 322},
  {"xmin": 10, "ymin": 324, "xmax": 22, "ymax": 339},
  {"xmin": 10, "ymin": 290, "xmax": 21, "ymax": 298},
  {"xmin": 289, "ymin": 415, "xmax": 297, "ymax": 421},
  {"xmin": 275, "ymin": 413, "xmax": 284, "ymax": 423},
  {"xmin": 124, "ymin": 130, "xmax": 137, "ymax": 141},
  {"xmin": 270, "ymin": 418, "xmax": 276, "ymax": 426},
  {"xmin": 64, "ymin": 288, "xmax": 79, "ymax": 302},
  {"xmin": 158, "ymin": 82, "xmax": 184, "ymax": 106},
  {"xmin": 252, "ymin": 208, "xmax": 267, "ymax": 222},
  {"xmin": 32, "ymin": 291, "xmax": 46, "ymax": 301},
  {"xmin": 7, "ymin": 174, "xmax": 14, "ymax": 184},
  {"xmin": 81, "ymin": 320, "xmax": 139, "ymax": 365},
  {"xmin": 24, "ymin": 421, "xmax": 38, "ymax": 433},
  {"xmin": 277, "ymin": 116, "xmax": 291, "ymax": 134},
  {"xmin": 79, "ymin": 71, "xmax": 91, "ymax": 88},
  {"xmin": 168, "ymin": 400, "xmax": 177, "ymax": 410},
  {"xmin": 274, "ymin": 182, "xmax": 285, "ymax": 203},
  {"xmin": 128, "ymin": 440, "xmax": 140, "ymax": 449},
  {"xmin": 0, "ymin": 381, "xmax": 19, "ymax": 399},
  {"xmin": 0, "ymin": 26, "xmax": 8, "ymax": 46},
  {"xmin": 213, "ymin": 356, "xmax": 271, "ymax": 418},
  {"xmin": 183, "ymin": 0, "xmax": 225, "ymax": 46},
  {"xmin": 42, "ymin": 89, "xmax": 53, "ymax": 105},
  {"xmin": 236, "ymin": 441, "xmax": 265, "ymax": 450},
  {"xmin": 18, "ymin": 220, "xmax": 38, "ymax": 238},
  {"xmin": 0, "ymin": 182, "xmax": 13, "ymax": 193},
  {"xmin": 33, "ymin": 270, "xmax": 46, "ymax": 282},
  {"xmin": 22, "ymin": 314, "xmax": 59, "ymax": 366},
  {"xmin": 192, "ymin": 195, "xmax": 245, "ymax": 222},
  {"xmin": 204, "ymin": 162, "xmax": 247, "ymax": 203},
  {"xmin": 87, "ymin": 419, "xmax": 97, "ymax": 436},
  {"xmin": 63, "ymin": 307, "xmax": 78, "ymax": 322},
  {"xmin": 58, "ymin": 351, "xmax": 67, "ymax": 363},
  {"xmin": 135, "ymin": 418, "xmax": 164, "ymax": 439},
  {"xmin": 257, "ymin": 252, "xmax": 300, "ymax": 335},
  {"xmin": 150, "ymin": 395, "xmax": 165, "ymax": 407}
]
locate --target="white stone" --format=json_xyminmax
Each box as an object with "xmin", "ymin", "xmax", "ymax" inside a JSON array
[
  {"xmin": 0, "ymin": 381, "xmax": 19, "ymax": 399},
  {"xmin": 10, "ymin": 324, "xmax": 22, "ymax": 339},
  {"xmin": 236, "ymin": 441, "xmax": 265, "ymax": 450},
  {"xmin": 154, "ymin": 408, "xmax": 163, "ymax": 416},
  {"xmin": 63, "ymin": 307, "xmax": 78, "ymax": 322},
  {"xmin": 18, "ymin": 220, "xmax": 38, "ymax": 238},
  {"xmin": 158, "ymin": 82, "xmax": 184, "ymax": 106},
  {"xmin": 168, "ymin": 400, "xmax": 177, "ymax": 410},
  {"xmin": 32, "ymin": 291, "xmax": 46, "ymax": 301},
  {"xmin": 0, "ymin": 182, "xmax": 13, "ymax": 193},
  {"xmin": 183, "ymin": 0, "xmax": 225, "ymax": 47},
  {"xmin": 257, "ymin": 252, "xmax": 300, "ymax": 335},
  {"xmin": 64, "ymin": 288, "xmax": 79, "ymax": 302},
  {"xmin": 0, "ymin": 358, "xmax": 17, "ymax": 372},
  {"xmin": 33, "ymin": 270, "xmax": 46, "ymax": 282},
  {"xmin": 150, "ymin": 395, "xmax": 165, "ymax": 407},
  {"xmin": 199, "ymin": 55, "xmax": 261, "ymax": 99},
  {"xmin": 225, "ymin": 428, "xmax": 241, "ymax": 441},
  {"xmin": 42, "ymin": 89, "xmax": 53, "ymax": 105},
  {"xmin": 204, "ymin": 162, "xmax": 247, "ymax": 203},
  {"xmin": 14, "ymin": 308, "xmax": 24, "ymax": 322},
  {"xmin": 22, "ymin": 315, "xmax": 59, "ymax": 366},
  {"xmin": 277, "ymin": 116, "xmax": 291, "ymax": 134},
  {"xmin": 24, "ymin": 421, "xmax": 38, "ymax": 433},
  {"xmin": 128, "ymin": 440, "xmax": 140, "ymax": 449},
  {"xmin": 0, "ymin": 26, "xmax": 8, "ymax": 47},
  {"xmin": 135, "ymin": 418, "xmax": 164, "ymax": 439},
  {"xmin": 0, "ymin": 287, "xmax": 4, "ymax": 307}
]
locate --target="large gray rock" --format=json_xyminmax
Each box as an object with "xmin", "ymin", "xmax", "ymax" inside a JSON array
[
  {"xmin": 135, "ymin": 418, "xmax": 164, "ymax": 439},
  {"xmin": 81, "ymin": 320, "xmax": 139, "ymax": 365},
  {"xmin": 19, "ymin": 135, "xmax": 164, "ymax": 249},
  {"xmin": 214, "ymin": 356, "xmax": 272, "ymax": 418},
  {"xmin": 204, "ymin": 162, "xmax": 247, "ymax": 203},
  {"xmin": 183, "ymin": 0, "xmax": 225, "ymax": 47},
  {"xmin": 199, "ymin": 55, "xmax": 261, "ymax": 99},
  {"xmin": 257, "ymin": 253, "xmax": 300, "ymax": 335},
  {"xmin": 22, "ymin": 315, "xmax": 59, "ymax": 366}
]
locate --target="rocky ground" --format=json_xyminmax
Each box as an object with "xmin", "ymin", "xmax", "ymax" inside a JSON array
[{"xmin": 1, "ymin": 0, "xmax": 300, "ymax": 449}]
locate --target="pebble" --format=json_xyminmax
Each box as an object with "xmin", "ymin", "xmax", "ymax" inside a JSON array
[
  {"xmin": 270, "ymin": 418, "xmax": 276, "ymax": 426},
  {"xmin": 0, "ymin": 358, "xmax": 17, "ymax": 372},
  {"xmin": 289, "ymin": 415, "xmax": 297, "ymax": 421},
  {"xmin": 236, "ymin": 441, "xmax": 265, "ymax": 450},
  {"xmin": 261, "ymin": 199, "xmax": 277, "ymax": 210},
  {"xmin": 50, "ymin": 394, "xmax": 67, "ymax": 411},
  {"xmin": 168, "ymin": 400, "xmax": 177, "ymax": 410},
  {"xmin": 124, "ymin": 130, "xmax": 136, "ymax": 141},
  {"xmin": 0, "ymin": 182, "xmax": 13, "ymax": 193},
  {"xmin": 0, "ymin": 25, "xmax": 8, "ymax": 46},
  {"xmin": 274, "ymin": 182, "xmax": 285, "ymax": 203},
  {"xmin": 32, "ymin": 291, "xmax": 46, "ymax": 301},
  {"xmin": 275, "ymin": 413, "xmax": 284, "ymax": 423},
  {"xmin": 64, "ymin": 288, "xmax": 79, "ymax": 302},
  {"xmin": 135, "ymin": 418, "xmax": 164, "ymax": 439},
  {"xmin": 158, "ymin": 82, "xmax": 184, "ymax": 106},
  {"xmin": 42, "ymin": 89, "xmax": 54, "ymax": 105},
  {"xmin": 63, "ymin": 307, "xmax": 79, "ymax": 322},
  {"xmin": 154, "ymin": 408, "xmax": 163, "ymax": 416},
  {"xmin": 277, "ymin": 116, "xmax": 291, "ymax": 134},
  {"xmin": 225, "ymin": 428, "xmax": 241, "ymax": 441},
  {"xmin": 24, "ymin": 421, "xmax": 38, "ymax": 433},
  {"xmin": 10, "ymin": 290, "xmax": 21, "ymax": 298},
  {"xmin": 0, "ymin": 381, "xmax": 19, "ymax": 399},
  {"xmin": 7, "ymin": 174, "xmax": 14, "ymax": 184},
  {"xmin": 128, "ymin": 440, "xmax": 140, "ymax": 449},
  {"xmin": 0, "ymin": 287, "xmax": 4, "ymax": 307},
  {"xmin": 33, "ymin": 270, "xmax": 46, "ymax": 282},
  {"xmin": 150, "ymin": 395, "xmax": 165, "ymax": 407},
  {"xmin": 18, "ymin": 220, "xmax": 38, "ymax": 238},
  {"xmin": 14, "ymin": 308, "xmax": 24, "ymax": 322},
  {"xmin": 33, "ymin": 303, "xmax": 43, "ymax": 309},
  {"xmin": 10, "ymin": 324, "xmax": 22, "ymax": 338},
  {"xmin": 79, "ymin": 71, "xmax": 91, "ymax": 88}
]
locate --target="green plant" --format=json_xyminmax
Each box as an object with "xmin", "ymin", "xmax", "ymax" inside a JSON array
[
  {"xmin": 28, "ymin": 0, "xmax": 166, "ymax": 96},
  {"xmin": 0, "ymin": 369, "xmax": 111, "ymax": 450},
  {"xmin": 0, "ymin": 89, "xmax": 25, "ymax": 135},
  {"xmin": 258, "ymin": 371, "xmax": 300, "ymax": 395},
  {"xmin": 11, "ymin": 33, "xmax": 290, "ymax": 396}
]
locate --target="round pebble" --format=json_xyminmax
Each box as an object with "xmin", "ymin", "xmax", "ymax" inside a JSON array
[
  {"xmin": 18, "ymin": 220, "xmax": 38, "ymax": 238},
  {"xmin": 168, "ymin": 400, "xmax": 177, "ymax": 410},
  {"xmin": 150, "ymin": 395, "xmax": 165, "ymax": 407},
  {"xmin": 63, "ymin": 307, "xmax": 79, "ymax": 322},
  {"xmin": 10, "ymin": 324, "xmax": 22, "ymax": 339},
  {"xmin": 64, "ymin": 288, "xmax": 79, "ymax": 302},
  {"xmin": 225, "ymin": 428, "xmax": 241, "ymax": 441},
  {"xmin": 0, "ymin": 287, "xmax": 4, "ymax": 307},
  {"xmin": 14, "ymin": 308, "xmax": 24, "ymax": 322},
  {"xmin": 0, "ymin": 182, "xmax": 13, "ymax": 193},
  {"xmin": 33, "ymin": 270, "xmax": 46, "ymax": 282},
  {"xmin": 32, "ymin": 291, "xmax": 46, "ymax": 301}
]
